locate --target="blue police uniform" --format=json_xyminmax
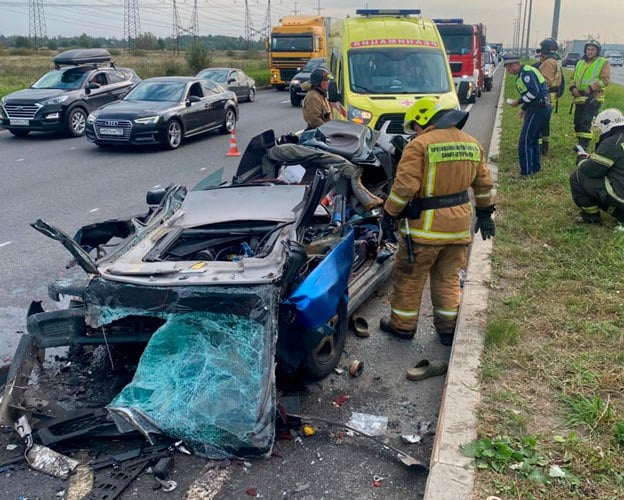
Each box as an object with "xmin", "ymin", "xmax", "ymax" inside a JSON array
[{"xmin": 515, "ymin": 65, "xmax": 551, "ymax": 175}]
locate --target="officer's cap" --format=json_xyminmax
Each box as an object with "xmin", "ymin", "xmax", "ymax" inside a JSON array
[{"xmin": 503, "ymin": 55, "xmax": 521, "ymax": 65}]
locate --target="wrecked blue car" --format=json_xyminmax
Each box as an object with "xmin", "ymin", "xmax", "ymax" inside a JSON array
[{"xmin": 5, "ymin": 121, "xmax": 399, "ymax": 458}]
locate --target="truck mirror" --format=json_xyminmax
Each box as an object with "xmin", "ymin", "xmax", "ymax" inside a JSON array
[{"xmin": 328, "ymin": 81, "xmax": 341, "ymax": 103}]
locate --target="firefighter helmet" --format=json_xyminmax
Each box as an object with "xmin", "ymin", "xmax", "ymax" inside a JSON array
[
  {"xmin": 592, "ymin": 108, "xmax": 624, "ymax": 136},
  {"xmin": 403, "ymin": 96, "xmax": 468, "ymax": 133},
  {"xmin": 539, "ymin": 37, "xmax": 558, "ymax": 55},
  {"xmin": 584, "ymin": 39, "xmax": 601, "ymax": 56},
  {"xmin": 310, "ymin": 67, "xmax": 334, "ymax": 87}
]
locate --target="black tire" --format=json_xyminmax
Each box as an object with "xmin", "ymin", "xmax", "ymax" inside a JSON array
[
  {"xmin": 467, "ymin": 92, "xmax": 477, "ymax": 104},
  {"xmin": 162, "ymin": 119, "xmax": 183, "ymax": 150},
  {"xmin": 275, "ymin": 85, "xmax": 286, "ymax": 91},
  {"xmin": 65, "ymin": 107, "xmax": 87, "ymax": 137},
  {"xmin": 247, "ymin": 87, "xmax": 256, "ymax": 102},
  {"xmin": 9, "ymin": 129, "xmax": 30, "ymax": 137},
  {"xmin": 304, "ymin": 297, "xmax": 348, "ymax": 379},
  {"xmin": 485, "ymin": 79, "xmax": 493, "ymax": 91},
  {"xmin": 219, "ymin": 108, "xmax": 237, "ymax": 134},
  {"xmin": 290, "ymin": 92, "xmax": 302, "ymax": 107}
]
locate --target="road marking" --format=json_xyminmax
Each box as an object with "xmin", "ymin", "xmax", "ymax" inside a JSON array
[
  {"xmin": 16, "ymin": 158, "xmax": 24, "ymax": 162},
  {"xmin": 152, "ymin": 184, "xmax": 162, "ymax": 189},
  {"xmin": 281, "ymin": 100, "xmax": 290, "ymax": 104},
  {"xmin": 89, "ymin": 208, "xmax": 100, "ymax": 213},
  {"xmin": 200, "ymin": 167, "xmax": 207, "ymax": 171},
  {"xmin": 0, "ymin": 241, "xmax": 12, "ymax": 248},
  {"xmin": 464, "ymin": 103, "xmax": 474, "ymax": 112},
  {"xmin": 70, "ymin": 146, "xmax": 77, "ymax": 150}
]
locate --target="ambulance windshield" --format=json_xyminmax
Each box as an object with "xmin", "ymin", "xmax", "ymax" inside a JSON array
[{"xmin": 348, "ymin": 47, "xmax": 451, "ymax": 94}]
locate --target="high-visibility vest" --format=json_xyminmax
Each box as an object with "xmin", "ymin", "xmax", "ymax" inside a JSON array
[{"xmin": 572, "ymin": 57, "xmax": 607, "ymax": 102}]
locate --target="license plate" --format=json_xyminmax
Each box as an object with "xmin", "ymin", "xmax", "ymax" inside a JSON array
[
  {"xmin": 99, "ymin": 127, "xmax": 124, "ymax": 136},
  {"xmin": 10, "ymin": 119, "xmax": 29, "ymax": 126}
]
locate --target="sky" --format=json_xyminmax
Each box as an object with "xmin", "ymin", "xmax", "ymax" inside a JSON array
[{"xmin": 0, "ymin": 0, "xmax": 621, "ymax": 47}]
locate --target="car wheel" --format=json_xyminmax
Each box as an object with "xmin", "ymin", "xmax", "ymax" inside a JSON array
[
  {"xmin": 247, "ymin": 87, "xmax": 256, "ymax": 102},
  {"xmin": 65, "ymin": 107, "xmax": 87, "ymax": 137},
  {"xmin": 163, "ymin": 119, "xmax": 183, "ymax": 150},
  {"xmin": 304, "ymin": 297, "xmax": 348, "ymax": 378},
  {"xmin": 275, "ymin": 85, "xmax": 286, "ymax": 91},
  {"xmin": 290, "ymin": 93, "xmax": 302, "ymax": 107},
  {"xmin": 9, "ymin": 129, "xmax": 30, "ymax": 137},
  {"xmin": 219, "ymin": 108, "xmax": 237, "ymax": 134}
]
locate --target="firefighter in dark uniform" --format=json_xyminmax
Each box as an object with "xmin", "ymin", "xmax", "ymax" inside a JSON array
[
  {"xmin": 302, "ymin": 67, "xmax": 333, "ymax": 129},
  {"xmin": 535, "ymin": 38, "xmax": 562, "ymax": 155},
  {"xmin": 504, "ymin": 55, "xmax": 552, "ymax": 176},
  {"xmin": 570, "ymin": 108, "xmax": 624, "ymax": 225},
  {"xmin": 570, "ymin": 40, "xmax": 611, "ymax": 150},
  {"xmin": 380, "ymin": 97, "xmax": 494, "ymax": 346}
]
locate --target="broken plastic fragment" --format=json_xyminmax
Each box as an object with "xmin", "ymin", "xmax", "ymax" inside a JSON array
[
  {"xmin": 400, "ymin": 434, "xmax": 422, "ymax": 444},
  {"xmin": 302, "ymin": 425, "xmax": 315, "ymax": 436},
  {"xmin": 346, "ymin": 412, "xmax": 388, "ymax": 436},
  {"xmin": 332, "ymin": 395, "xmax": 350, "ymax": 408}
]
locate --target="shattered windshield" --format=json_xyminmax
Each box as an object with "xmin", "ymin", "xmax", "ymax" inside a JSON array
[{"xmin": 348, "ymin": 47, "xmax": 451, "ymax": 94}]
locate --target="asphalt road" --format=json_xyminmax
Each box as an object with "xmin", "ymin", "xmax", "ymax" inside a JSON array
[{"xmin": 0, "ymin": 68, "xmax": 503, "ymax": 499}]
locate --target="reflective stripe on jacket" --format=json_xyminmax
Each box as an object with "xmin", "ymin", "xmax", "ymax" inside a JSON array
[
  {"xmin": 515, "ymin": 65, "xmax": 549, "ymax": 109},
  {"xmin": 571, "ymin": 57, "xmax": 610, "ymax": 102},
  {"xmin": 384, "ymin": 126, "xmax": 494, "ymax": 245}
]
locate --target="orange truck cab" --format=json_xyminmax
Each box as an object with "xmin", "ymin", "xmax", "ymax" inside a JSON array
[{"xmin": 434, "ymin": 19, "xmax": 486, "ymax": 104}]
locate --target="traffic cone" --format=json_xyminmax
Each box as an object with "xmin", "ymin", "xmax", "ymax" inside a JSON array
[{"xmin": 226, "ymin": 129, "xmax": 241, "ymax": 157}]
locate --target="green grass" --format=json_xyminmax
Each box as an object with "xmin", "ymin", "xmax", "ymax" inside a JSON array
[
  {"xmin": 0, "ymin": 49, "xmax": 271, "ymax": 98},
  {"xmin": 473, "ymin": 68, "xmax": 624, "ymax": 498}
]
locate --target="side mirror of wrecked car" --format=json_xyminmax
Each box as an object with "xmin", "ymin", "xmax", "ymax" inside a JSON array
[{"xmin": 146, "ymin": 188, "xmax": 167, "ymax": 206}]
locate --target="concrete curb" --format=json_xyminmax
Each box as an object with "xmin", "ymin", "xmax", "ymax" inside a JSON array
[{"xmin": 423, "ymin": 77, "xmax": 505, "ymax": 499}]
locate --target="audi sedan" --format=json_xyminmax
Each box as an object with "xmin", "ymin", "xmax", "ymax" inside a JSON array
[
  {"xmin": 85, "ymin": 76, "xmax": 238, "ymax": 150},
  {"xmin": 196, "ymin": 67, "xmax": 256, "ymax": 102}
]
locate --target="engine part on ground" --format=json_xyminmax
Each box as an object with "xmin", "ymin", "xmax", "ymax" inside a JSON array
[
  {"xmin": 349, "ymin": 360, "xmax": 364, "ymax": 377},
  {"xmin": 14, "ymin": 415, "xmax": 80, "ymax": 479},
  {"xmin": 351, "ymin": 316, "xmax": 370, "ymax": 338}
]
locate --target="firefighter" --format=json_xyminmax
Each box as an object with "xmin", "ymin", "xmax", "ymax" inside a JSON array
[
  {"xmin": 570, "ymin": 108, "xmax": 624, "ymax": 225},
  {"xmin": 380, "ymin": 97, "xmax": 494, "ymax": 346},
  {"xmin": 570, "ymin": 40, "xmax": 611, "ymax": 150},
  {"xmin": 535, "ymin": 38, "xmax": 563, "ymax": 155},
  {"xmin": 302, "ymin": 67, "xmax": 333, "ymax": 129},
  {"xmin": 503, "ymin": 55, "xmax": 551, "ymax": 176}
]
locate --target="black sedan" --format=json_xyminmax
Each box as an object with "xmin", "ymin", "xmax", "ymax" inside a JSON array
[
  {"xmin": 288, "ymin": 57, "xmax": 326, "ymax": 106},
  {"xmin": 196, "ymin": 67, "xmax": 256, "ymax": 102},
  {"xmin": 85, "ymin": 77, "xmax": 238, "ymax": 150}
]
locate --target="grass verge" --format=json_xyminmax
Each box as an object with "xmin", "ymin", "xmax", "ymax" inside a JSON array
[{"xmin": 472, "ymin": 69, "xmax": 624, "ymax": 498}]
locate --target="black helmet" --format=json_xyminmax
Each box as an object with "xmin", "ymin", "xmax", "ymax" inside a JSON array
[
  {"xmin": 584, "ymin": 39, "xmax": 601, "ymax": 56},
  {"xmin": 539, "ymin": 37, "xmax": 558, "ymax": 55},
  {"xmin": 310, "ymin": 67, "xmax": 334, "ymax": 87}
]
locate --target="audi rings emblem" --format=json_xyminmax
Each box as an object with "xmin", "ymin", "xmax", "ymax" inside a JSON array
[{"xmin": 104, "ymin": 120, "xmax": 119, "ymax": 126}]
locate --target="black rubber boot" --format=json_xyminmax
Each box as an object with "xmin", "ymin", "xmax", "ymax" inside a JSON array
[
  {"xmin": 379, "ymin": 317, "xmax": 415, "ymax": 340},
  {"xmin": 540, "ymin": 141, "xmax": 549, "ymax": 155},
  {"xmin": 437, "ymin": 329, "xmax": 454, "ymax": 346},
  {"xmin": 575, "ymin": 212, "xmax": 602, "ymax": 225}
]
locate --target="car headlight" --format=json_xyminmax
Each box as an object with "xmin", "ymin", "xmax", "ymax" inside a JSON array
[
  {"xmin": 291, "ymin": 79, "xmax": 301, "ymax": 85},
  {"xmin": 87, "ymin": 113, "xmax": 97, "ymax": 124},
  {"xmin": 347, "ymin": 105, "xmax": 373, "ymax": 126},
  {"xmin": 134, "ymin": 116, "xmax": 160, "ymax": 125},
  {"xmin": 39, "ymin": 95, "xmax": 70, "ymax": 106}
]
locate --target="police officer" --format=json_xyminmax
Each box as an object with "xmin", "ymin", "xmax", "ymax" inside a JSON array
[
  {"xmin": 570, "ymin": 40, "xmax": 611, "ymax": 150},
  {"xmin": 570, "ymin": 108, "xmax": 624, "ymax": 225},
  {"xmin": 535, "ymin": 38, "xmax": 563, "ymax": 155},
  {"xmin": 302, "ymin": 67, "xmax": 333, "ymax": 129},
  {"xmin": 503, "ymin": 55, "xmax": 552, "ymax": 176},
  {"xmin": 380, "ymin": 97, "xmax": 494, "ymax": 346}
]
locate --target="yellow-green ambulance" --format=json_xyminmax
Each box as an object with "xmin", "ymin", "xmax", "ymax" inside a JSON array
[{"xmin": 328, "ymin": 9, "xmax": 458, "ymax": 132}]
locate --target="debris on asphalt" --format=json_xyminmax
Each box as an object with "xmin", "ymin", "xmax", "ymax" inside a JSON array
[
  {"xmin": 246, "ymin": 487, "xmax": 258, "ymax": 496},
  {"xmin": 14, "ymin": 415, "xmax": 79, "ymax": 480},
  {"xmin": 332, "ymin": 394, "xmax": 350, "ymax": 408},
  {"xmin": 348, "ymin": 359, "xmax": 363, "ymax": 377},
  {"xmin": 347, "ymin": 412, "xmax": 388, "ymax": 436},
  {"xmin": 5, "ymin": 444, "xmax": 18, "ymax": 451},
  {"xmin": 302, "ymin": 424, "xmax": 315, "ymax": 436},
  {"xmin": 400, "ymin": 434, "xmax": 422, "ymax": 444},
  {"xmin": 334, "ymin": 367, "xmax": 345, "ymax": 375}
]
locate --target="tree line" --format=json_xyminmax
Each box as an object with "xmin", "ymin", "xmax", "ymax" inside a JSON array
[{"xmin": 0, "ymin": 33, "xmax": 264, "ymax": 51}]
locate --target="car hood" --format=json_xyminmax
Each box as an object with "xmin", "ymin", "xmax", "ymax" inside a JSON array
[
  {"xmin": 293, "ymin": 71, "xmax": 312, "ymax": 81},
  {"xmin": 96, "ymin": 100, "xmax": 177, "ymax": 117},
  {"xmin": 4, "ymin": 88, "xmax": 76, "ymax": 103}
]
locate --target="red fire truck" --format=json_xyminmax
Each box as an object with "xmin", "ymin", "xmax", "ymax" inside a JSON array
[{"xmin": 434, "ymin": 19, "xmax": 486, "ymax": 104}]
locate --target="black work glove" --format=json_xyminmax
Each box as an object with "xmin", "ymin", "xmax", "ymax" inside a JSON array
[
  {"xmin": 474, "ymin": 205, "xmax": 496, "ymax": 240},
  {"xmin": 381, "ymin": 211, "xmax": 398, "ymax": 243}
]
